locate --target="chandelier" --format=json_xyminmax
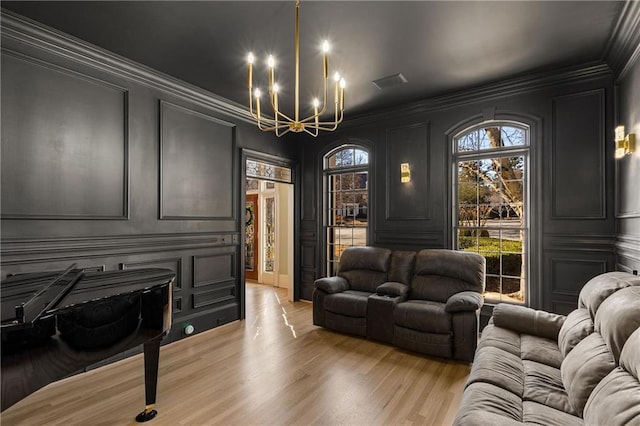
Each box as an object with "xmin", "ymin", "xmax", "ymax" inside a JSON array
[{"xmin": 246, "ymin": 0, "xmax": 346, "ymax": 137}]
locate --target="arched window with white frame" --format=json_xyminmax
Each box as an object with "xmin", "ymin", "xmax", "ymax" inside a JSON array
[
  {"xmin": 453, "ymin": 122, "xmax": 530, "ymax": 304},
  {"xmin": 323, "ymin": 145, "xmax": 369, "ymax": 276}
]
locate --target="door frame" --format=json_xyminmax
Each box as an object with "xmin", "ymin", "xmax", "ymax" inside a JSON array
[{"xmin": 240, "ymin": 148, "xmax": 298, "ymax": 320}]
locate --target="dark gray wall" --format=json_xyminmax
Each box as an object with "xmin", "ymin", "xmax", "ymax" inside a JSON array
[
  {"xmin": 298, "ymin": 65, "xmax": 617, "ymax": 315},
  {"xmin": 0, "ymin": 13, "xmax": 297, "ymax": 344},
  {"xmin": 615, "ymin": 50, "xmax": 640, "ymax": 273}
]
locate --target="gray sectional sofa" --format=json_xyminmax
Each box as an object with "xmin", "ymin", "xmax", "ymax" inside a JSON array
[
  {"xmin": 454, "ymin": 271, "xmax": 640, "ymax": 425},
  {"xmin": 312, "ymin": 246, "xmax": 486, "ymax": 362}
]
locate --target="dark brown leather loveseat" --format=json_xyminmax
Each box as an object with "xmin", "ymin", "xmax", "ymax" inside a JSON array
[{"xmin": 312, "ymin": 246, "xmax": 486, "ymax": 362}]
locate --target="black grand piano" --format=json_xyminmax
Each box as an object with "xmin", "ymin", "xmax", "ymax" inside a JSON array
[{"xmin": 1, "ymin": 265, "xmax": 175, "ymax": 422}]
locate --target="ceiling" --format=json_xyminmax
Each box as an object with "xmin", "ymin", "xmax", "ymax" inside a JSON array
[{"xmin": 1, "ymin": 1, "xmax": 626, "ymax": 118}]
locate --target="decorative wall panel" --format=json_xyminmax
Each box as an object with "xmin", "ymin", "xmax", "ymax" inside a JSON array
[
  {"xmin": 160, "ymin": 101, "xmax": 234, "ymax": 220},
  {"xmin": 1, "ymin": 51, "xmax": 128, "ymax": 219},
  {"xmin": 385, "ymin": 123, "xmax": 430, "ymax": 220},
  {"xmin": 550, "ymin": 258, "xmax": 607, "ymax": 296},
  {"xmin": 193, "ymin": 285, "xmax": 236, "ymax": 309},
  {"xmin": 193, "ymin": 252, "xmax": 235, "ymax": 287},
  {"xmin": 551, "ymin": 90, "xmax": 606, "ymax": 219}
]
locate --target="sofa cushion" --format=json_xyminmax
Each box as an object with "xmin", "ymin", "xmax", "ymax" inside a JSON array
[
  {"xmin": 522, "ymin": 360, "xmax": 574, "ymax": 415},
  {"xmin": 387, "ymin": 250, "xmax": 416, "ymax": 285},
  {"xmin": 476, "ymin": 323, "xmax": 521, "ymax": 358},
  {"xmin": 323, "ymin": 290, "xmax": 371, "ymax": 317},
  {"xmin": 520, "ymin": 335, "xmax": 563, "ymax": 369},
  {"xmin": 619, "ymin": 327, "xmax": 640, "ymax": 380},
  {"xmin": 393, "ymin": 300, "xmax": 451, "ymax": 333},
  {"xmin": 594, "ymin": 285, "xmax": 640, "ymax": 363},
  {"xmin": 454, "ymin": 382, "xmax": 523, "ymax": 424},
  {"xmin": 578, "ymin": 271, "xmax": 640, "ymax": 319},
  {"xmin": 583, "ymin": 367, "xmax": 640, "ymax": 426},
  {"xmin": 492, "ymin": 303, "xmax": 565, "ymax": 341},
  {"xmin": 583, "ymin": 328, "xmax": 640, "ymax": 425},
  {"xmin": 337, "ymin": 246, "xmax": 391, "ymax": 293},
  {"xmin": 410, "ymin": 249, "xmax": 485, "ymax": 303},
  {"xmin": 557, "ymin": 308, "xmax": 593, "ymax": 358},
  {"xmin": 522, "ymin": 401, "xmax": 582, "ymax": 426},
  {"xmin": 466, "ymin": 346, "xmax": 524, "ymax": 397},
  {"xmin": 561, "ymin": 333, "xmax": 616, "ymax": 416}
]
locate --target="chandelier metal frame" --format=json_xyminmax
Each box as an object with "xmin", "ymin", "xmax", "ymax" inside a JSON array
[{"xmin": 246, "ymin": 0, "xmax": 345, "ymax": 137}]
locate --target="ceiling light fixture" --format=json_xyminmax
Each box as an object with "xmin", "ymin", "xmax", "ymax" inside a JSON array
[{"xmin": 246, "ymin": 0, "xmax": 345, "ymax": 137}]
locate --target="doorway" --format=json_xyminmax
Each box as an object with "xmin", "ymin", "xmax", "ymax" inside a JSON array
[{"xmin": 244, "ymin": 175, "xmax": 294, "ymax": 301}]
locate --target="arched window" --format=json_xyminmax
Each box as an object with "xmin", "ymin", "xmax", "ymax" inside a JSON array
[
  {"xmin": 324, "ymin": 145, "xmax": 369, "ymax": 275},
  {"xmin": 453, "ymin": 123, "xmax": 529, "ymax": 304}
]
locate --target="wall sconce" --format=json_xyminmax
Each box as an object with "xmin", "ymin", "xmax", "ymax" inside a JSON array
[
  {"xmin": 400, "ymin": 162, "xmax": 411, "ymax": 183},
  {"xmin": 615, "ymin": 125, "xmax": 636, "ymax": 159}
]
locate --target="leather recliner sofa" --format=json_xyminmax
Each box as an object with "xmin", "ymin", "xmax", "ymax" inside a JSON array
[
  {"xmin": 312, "ymin": 246, "xmax": 486, "ymax": 362},
  {"xmin": 454, "ymin": 271, "xmax": 640, "ymax": 425}
]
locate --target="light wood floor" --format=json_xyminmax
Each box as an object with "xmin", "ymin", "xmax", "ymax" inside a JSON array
[{"xmin": 2, "ymin": 283, "xmax": 471, "ymax": 425}]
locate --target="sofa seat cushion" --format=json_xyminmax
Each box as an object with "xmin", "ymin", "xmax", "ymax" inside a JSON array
[
  {"xmin": 523, "ymin": 360, "xmax": 574, "ymax": 415},
  {"xmin": 522, "ymin": 401, "xmax": 582, "ymax": 426},
  {"xmin": 521, "ymin": 335, "xmax": 563, "ymax": 369},
  {"xmin": 454, "ymin": 382, "xmax": 523, "ymax": 425},
  {"xmin": 323, "ymin": 290, "xmax": 371, "ymax": 317},
  {"xmin": 477, "ymin": 323, "xmax": 521, "ymax": 358},
  {"xmin": 394, "ymin": 300, "xmax": 451, "ymax": 333},
  {"xmin": 467, "ymin": 346, "xmax": 524, "ymax": 397}
]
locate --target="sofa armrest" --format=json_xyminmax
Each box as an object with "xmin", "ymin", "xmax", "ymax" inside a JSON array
[
  {"xmin": 492, "ymin": 303, "xmax": 566, "ymax": 340},
  {"xmin": 445, "ymin": 291, "xmax": 484, "ymax": 313},
  {"xmin": 314, "ymin": 276, "xmax": 349, "ymax": 294},
  {"xmin": 376, "ymin": 281, "xmax": 409, "ymax": 298}
]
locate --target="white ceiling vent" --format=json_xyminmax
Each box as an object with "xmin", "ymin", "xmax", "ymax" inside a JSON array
[{"xmin": 372, "ymin": 73, "xmax": 408, "ymax": 90}]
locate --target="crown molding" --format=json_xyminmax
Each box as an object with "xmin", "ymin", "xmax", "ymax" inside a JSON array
[
  {"xmin": 340, "ymin": 61, "xmax": 613, "ymax": 130},
  {"xmin": 0, "ymin": 9, "xmax": 255, "ymax": 125},
  {"xmin": 603, "ymin": 0, "xmax": 640, "ymax": 79}
]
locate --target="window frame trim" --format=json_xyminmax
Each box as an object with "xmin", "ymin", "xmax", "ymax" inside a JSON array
[{"xmin": 452, "ymin": 122, "xmax": 531, "ymax": 305}]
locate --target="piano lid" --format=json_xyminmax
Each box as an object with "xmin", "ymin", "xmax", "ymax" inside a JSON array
[{"xmin": 1, "ymin": 267, "xmax": 176, "ymax": 329}]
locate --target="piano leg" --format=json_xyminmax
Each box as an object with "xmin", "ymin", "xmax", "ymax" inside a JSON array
[{"xmin": 135, "ymin": 336, "xmax": 162, "ymax": 422}]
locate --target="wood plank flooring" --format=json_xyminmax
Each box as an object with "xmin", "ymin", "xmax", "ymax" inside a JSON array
[{"xmin": 1, "ymin": 283, "xmax": 471, "ymax": 425}]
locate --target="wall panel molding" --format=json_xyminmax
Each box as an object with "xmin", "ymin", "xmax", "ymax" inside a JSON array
[
  {"xmin": 192, "ymin": 252, "xmax": 235, "ymax": 288},
  {"xmin": 543, "ymin": 232, "xmax": 616, "ymax": 253},
  {"xmin": 0, "ymin": 232, "xmax": 237, "ymax": 266},
  {"xmin": 384, "ymin": 122, "xmax": 430, "ymax": 221},
  {"xmin": 551, "ymin": 89, "xmax": 606, "ymax": 220},
  {"xmin": 1, "ymin": 49, "xmax": 129, "ymax": 220},
  {"xmin": 375, "ymin": 230, "xmax": 443, "ymax": 248},
  {"xmin": 159, "ymin": 100, "xmax": 235, "ymax": 220}
]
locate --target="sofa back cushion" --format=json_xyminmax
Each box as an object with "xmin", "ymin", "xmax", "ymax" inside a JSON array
[
  {"xmin": 388, "ymin": 250, "xmax": 416, "ymax": 285},
  {"xmin": 578, "ymin": 271, "xmax": 640, "ymax": 319},
  {"xmin": 558, "ymin": 308, "xmax": 594, "ymax": 358},
  {"xmin": 410, "ymin": 249, "xmax": 485, "ymax": 303},
  {"xmin": 594, "ymin": 285, "xmax": 640, "ymax": 364},
  {"xmin": 337, "ymin": 246, "xmax": 391, "ymax": 293},
  {"xmin": 583, "ymin": 327, "xmax": 640, "ymax": 425},
  {"xmin": 561, "ymin": 333, "xmax": 616, "ymax": 416}
]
